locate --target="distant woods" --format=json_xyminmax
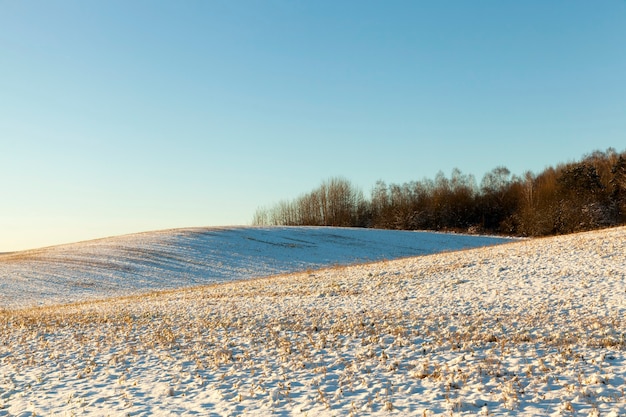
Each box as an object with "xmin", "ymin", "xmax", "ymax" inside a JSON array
[
  {"xmin": 252, "ymin": 177, "xmax": 370, "ymax": 228},
  {"xmin": 252, "ymin": 148, "xmax": 626, "ymax": 237}
]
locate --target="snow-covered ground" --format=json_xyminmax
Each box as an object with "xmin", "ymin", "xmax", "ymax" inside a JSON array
[
  {"xmin": 0, "ymin": 226, "xmax": 511, "ymax": 309},
  {"xmin": 0, "ymin": 226, "xmax": 625, "ymax": 416}
]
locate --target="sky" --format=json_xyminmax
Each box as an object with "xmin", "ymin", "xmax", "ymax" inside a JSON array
[{"xmin": 1, "ymin": 1, "xmax": 625, "ymax": 252}]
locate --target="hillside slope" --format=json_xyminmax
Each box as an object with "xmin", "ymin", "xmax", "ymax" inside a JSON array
[
  {"xmin": 0, "ymin": 226, "xmax": 511, "ymax": 309},
  {"xmin": 0, "ymin": 227, "xmax": 624, "ymax": 415}
]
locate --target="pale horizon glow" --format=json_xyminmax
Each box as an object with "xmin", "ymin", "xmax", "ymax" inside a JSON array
[{"xmin": 2, "ymin": 1, "xmax": 625, "ymax": 252}]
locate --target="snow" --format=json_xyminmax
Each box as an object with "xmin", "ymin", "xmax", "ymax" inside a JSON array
[
  {"xmin": 0, "ymin": 226, "xmax": 625, "ymax": 416},
  {"xmin": 0, "ymin": 226, "xmax": 511, "ymax": 309}
]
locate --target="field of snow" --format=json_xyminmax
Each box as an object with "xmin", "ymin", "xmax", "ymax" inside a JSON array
[
  {"xmin": 1, "ymin": 226, "xmax": 625, "ymax": 416},
  {"xmin": 0, "ymin": 226, "xmax": 510, "ymax": 309}
]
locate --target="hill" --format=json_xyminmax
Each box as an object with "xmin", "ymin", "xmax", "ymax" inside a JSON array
[
  {"xmin": 0, "ymin": 226, "xmax": 510, "ymax": 309},
  {"xmin": 0, "ymin": 227, "xmax": 624, "ymax": 415}
]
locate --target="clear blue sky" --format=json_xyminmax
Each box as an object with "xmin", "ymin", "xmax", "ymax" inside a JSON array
[{"xmin": 1, "ymin": 1, "xmax": 625, "ymax": 251}]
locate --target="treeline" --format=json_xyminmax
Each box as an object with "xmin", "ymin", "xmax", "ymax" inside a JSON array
[{"xmin": 252, "ymin": 148, "xmax": 626, "ymax": 236}]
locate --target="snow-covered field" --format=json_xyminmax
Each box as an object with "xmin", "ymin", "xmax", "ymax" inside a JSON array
[
  {"xmin": 0, "ymin": 226, "xmax": 625, "ymax": 416},
  {"xmin": 0, "ymin": 226, "xmax": 510, "ymax": 309}
]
